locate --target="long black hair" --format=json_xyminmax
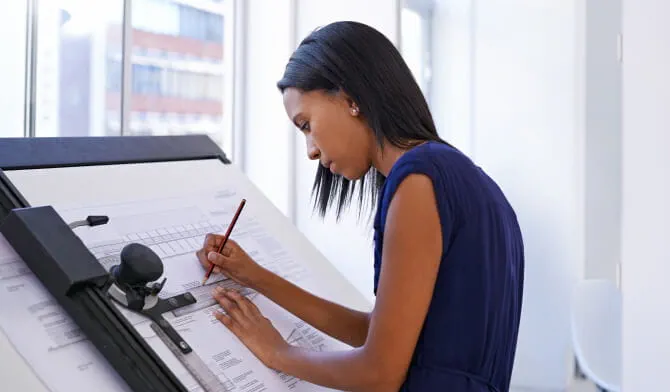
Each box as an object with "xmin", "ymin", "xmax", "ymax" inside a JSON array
[{"xmin": 277, "ymin": 21, "xmax": 446, "ymax": 220}]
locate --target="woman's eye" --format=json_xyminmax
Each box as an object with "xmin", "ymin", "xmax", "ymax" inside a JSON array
[{"xmin": 300, "ymin": 122, "xmax": 310, "ymax": 131}]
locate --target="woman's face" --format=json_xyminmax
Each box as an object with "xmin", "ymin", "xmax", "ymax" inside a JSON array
[{"xmin": 282, "ymin": 88, "xmax": 374, "ymax": 180}]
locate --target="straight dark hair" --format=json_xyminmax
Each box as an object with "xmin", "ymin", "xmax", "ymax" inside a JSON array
[{"xmin": 277, "ymin": 21, "xmax": 448, "ymax": 220}]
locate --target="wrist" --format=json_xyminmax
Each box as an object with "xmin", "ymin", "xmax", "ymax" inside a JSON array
[
  {"xmin": 267, "ymin": 341, "xmax": 295, "ymax": 372},
  {"xmin": 249, "ymin": 265, "xmax": 275, "ymax": 293}
]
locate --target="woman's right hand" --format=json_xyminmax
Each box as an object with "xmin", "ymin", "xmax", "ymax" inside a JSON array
[{"xmin": 196, "ymin": 234, "xmax": 267, "ymax": 289}]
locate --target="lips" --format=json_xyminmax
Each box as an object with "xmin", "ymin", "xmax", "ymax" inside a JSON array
[{"xmin": 321, "ymin": 160, "xmax": 335, "ymax": 173}]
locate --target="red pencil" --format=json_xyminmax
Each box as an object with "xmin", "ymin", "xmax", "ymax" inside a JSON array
[{"xmin": 201, "ymin": 198, "xmax": 246, "ymax": 285}]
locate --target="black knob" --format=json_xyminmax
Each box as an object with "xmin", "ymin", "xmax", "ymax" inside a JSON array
[{"xmin": 111, "ymin": 243, "xmax": 164, "ymax": 286}]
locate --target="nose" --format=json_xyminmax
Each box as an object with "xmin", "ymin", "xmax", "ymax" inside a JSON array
[{"xmin": 306, "ymin": 136, "xmax": 320, "ymax": 160}]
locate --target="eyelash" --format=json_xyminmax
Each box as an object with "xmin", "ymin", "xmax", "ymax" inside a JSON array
[{"xmin": 299, "ymin": 122, "xmax": 310, "ymax": 131}]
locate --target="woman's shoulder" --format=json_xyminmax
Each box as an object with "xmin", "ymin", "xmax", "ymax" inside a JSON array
[
  {"xmin": 379, "ymin": 140, "xmax": 487, "ymax": 226},
  {"xmin": 379, "ymin": 141, "xmax": 464, "ymax": 219},
  {"xmin": 385, "ymin": 141, "xmax": 472, "ymax": 186}
]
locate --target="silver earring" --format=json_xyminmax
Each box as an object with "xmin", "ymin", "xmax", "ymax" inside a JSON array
[{"xmin": 351, "ymin": 106, "xmax": 359, "ymax": 116}]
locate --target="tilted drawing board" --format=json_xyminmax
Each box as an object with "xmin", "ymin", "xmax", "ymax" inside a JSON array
[{"xmin": 0, "ymin": 135, "xmax": 371, "ymax": 392}]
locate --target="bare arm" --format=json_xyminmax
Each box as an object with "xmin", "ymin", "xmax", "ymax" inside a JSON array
[
  {"xmin": 253, "ymin": 267, "xmax": 371, "ymax": 347},
  {"xmin": 198, "ymin": 235, "xmax": 370, "ymax": 348},
  {"xmin": 270, "ymin": 174, "xmax": 443, "ymax": 390}
]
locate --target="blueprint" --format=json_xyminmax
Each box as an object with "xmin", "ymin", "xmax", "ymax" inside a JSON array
[{"xmin": 0, "ymin": 186, "xmax": 349, "ymax": 392}]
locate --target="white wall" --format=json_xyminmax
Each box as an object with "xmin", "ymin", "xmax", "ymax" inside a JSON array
[
  {"xmin": 430, "ymin": 0, "xmax": 474, "ymax": 156},
  {"xmin": 430, "ymin": 0, "xmax": 585, "ymax": 390},
  {"xmin": 475, "ymin": 2, "xmax": 585, "ymax": 389},
  {"xmin": 0, "ymin": 0, "xmax": 27, "ymax": 137},
  {"xmin": 621, "ymin": 0, "xmax": 670, "ymax": 389},
  {"xmin": 242, "ymin": 0, "xmax": 400, "ymax": 303},
  {"xmin": 240, "ymin": 0, "xmax": 294, "ymax": 217}
]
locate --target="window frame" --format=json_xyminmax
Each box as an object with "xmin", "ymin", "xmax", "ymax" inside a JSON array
[
  {"xmin": 19, "ymin": 0, "xmax": 240, "ymax": 162},
  {"xmin": 399, "ymin": 0, "xmax": 434, "ymax": 106}
]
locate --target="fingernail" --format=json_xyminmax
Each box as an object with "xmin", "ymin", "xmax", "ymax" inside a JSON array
[{"xmin": 208, "ymin": 252, "xmax": 216, "ymax": 261}]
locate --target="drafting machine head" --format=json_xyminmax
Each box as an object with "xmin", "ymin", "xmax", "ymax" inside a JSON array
[
  {"xmin": 106, "ymin": 242, "xmax": 198, "ymax": 354},
  {"xmin": 108, "ymin": 243, "xmax": 167, "ymax": 311}
]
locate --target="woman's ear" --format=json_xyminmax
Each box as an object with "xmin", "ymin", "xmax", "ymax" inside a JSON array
[
  {"xmin": 344, "ymin": 97, "xmax": 360, "ymax": 116},
  {"xmin": 335, "ymin": 90, "xmax": 360, "ymax": 116},
  {"xmin": 350, "ymin": 103, "xmax": 360, "ymax": 116}
]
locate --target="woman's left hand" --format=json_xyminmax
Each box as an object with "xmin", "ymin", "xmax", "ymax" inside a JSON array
[{"xmin": 212, "ymin": 287, "xmax": 289, "ymax": 369}]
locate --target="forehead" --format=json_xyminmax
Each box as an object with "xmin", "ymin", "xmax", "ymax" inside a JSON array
[
  {"xmin": 282, "ymin": 88, "xmax": 338, "ymax": 116},
  {"xmin": 282, "ymin": 88, "xmax": 304, "ymax": 115}
]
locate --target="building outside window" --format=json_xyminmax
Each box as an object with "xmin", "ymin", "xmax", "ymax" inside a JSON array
[{"xmin": 31, "ymin": 0, "xmax": 233, "ymax": 153}]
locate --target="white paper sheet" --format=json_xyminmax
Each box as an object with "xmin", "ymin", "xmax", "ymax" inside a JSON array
[
  {"xmin": 0, "ymin": 235, "xmax": 133, "ymax": 392},
  {"xmin": 0, "ymin": 186, "xmax": 349, "ymax": 392}
]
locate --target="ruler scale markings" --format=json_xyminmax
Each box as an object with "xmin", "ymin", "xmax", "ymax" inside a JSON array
[{"xmin": 150, "ymin": 322, "xmax": 233, "ymax": 392}]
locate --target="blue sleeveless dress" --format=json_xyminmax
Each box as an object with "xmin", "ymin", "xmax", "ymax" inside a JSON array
[{"xmin": 373, "ymin": 141, "xmax": 524, "ymax": 392}]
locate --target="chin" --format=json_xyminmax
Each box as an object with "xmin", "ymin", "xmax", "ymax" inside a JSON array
[
  {"xmin": 329, "ymin": 163, "xmax": 367, "ymax": 181},
  {"xmin": 340, "ymin": 169, "xmax": 366, "ymax": 181}
]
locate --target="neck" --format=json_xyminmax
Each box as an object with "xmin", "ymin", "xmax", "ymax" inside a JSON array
[{"xmin": 372, "ymin": 140, "xmax": 423, "ymax": 177}]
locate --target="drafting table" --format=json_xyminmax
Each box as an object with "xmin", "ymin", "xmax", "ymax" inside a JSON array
[{"xmin": 0, "ymin": 135, "xmax": 371, "ymax": 392}]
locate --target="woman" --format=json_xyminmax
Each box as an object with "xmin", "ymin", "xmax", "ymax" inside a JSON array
[{"xmin": 196, "ymin": 21, "xmax": 524, "ymax": 392}]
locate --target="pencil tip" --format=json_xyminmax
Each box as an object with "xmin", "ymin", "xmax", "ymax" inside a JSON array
[{"xmin": 201, "ymin": 277, "xmax": 208, "ymax": 286}]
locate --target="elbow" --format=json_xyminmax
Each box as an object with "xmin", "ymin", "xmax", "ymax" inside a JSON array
[
  {"xmin": 365, "ymin": 368, "xmax": 406, "ymax": 392},
  {"xmin": 349, "ymin": 312, "xmax": 372, "ymax": 348},
  {"xmin": 357, "ymin": 354, "xmax": 407, "ymax": 392}
]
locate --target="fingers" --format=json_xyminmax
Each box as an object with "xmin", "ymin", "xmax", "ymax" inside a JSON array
[
  {"xmin": 226, "ymin": 289, "xmax": 260, "ymax": 319},
  {"xmin": 213, "ymin": 288, "xmax": 260, "ymax": 326},
  {"xmin": 197, "ymin": 233, "xmax": 221, "ymax": 270},
  {"xmin": 206, "ymin": 234, "xmax": 239, "ymax": 252},
  {"xmin": 196, "ymin": 248, "xmax": 221, "ymax": 273},
  {"xmin": 207, "ymin": 241, "xmax": 238, "ymax": 266},
  {"xmin": 207, "ymin": 251, "xmax": 228, "ymax": 269},
  {"xmin": 214, "ymin": 311, "xmax": 241, "ymax": 336},
  {"xmin": 220, "ymin": 238, "xmax": 242, "ymax": 257},
  {"xmin": 197, "ymin": 235, "xmax": 244, "ymax": 276},
  {"xmin": 214, "ymin": 292, "xmax": 248, "ymax": 333},
  {"xmin": 202, "ymin": 234, "xmax": 235, "ymax": 257},
  {"xmin": 220, "ymin": 245, "xmax": 233, "ymax": 257},
  {"xmin": 214, "ymin": 289, "xmax": 242, "ymax": 319},
  {"xmin": 204, "ymin": 233, "xmax": 223, "ymax": 249},
  {"xmin": 196, "ymin": 246, "xmax": 208, "ymax": 267}
]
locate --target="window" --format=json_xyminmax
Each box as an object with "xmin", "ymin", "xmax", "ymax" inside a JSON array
[
  {"xmin": 0, "ymin": 0, "xmax": 28, "ymax": 137},
  {"xmin": 400, "ymin": 0, "xmax": 433, "ymax": 102},
  {"xmin": 130, "ymin": 0, "xmax": 230, "ymax": 149},
  {"xmin": 8, "ymin": 0, "xmax": 235, "ymax": 159},
  {"xmin": 178, "ymin": 5, "xmax": 224, "ymax": 42},
  {"xmin": 133, "ymin": 0, "xmax": 179, "ymax": 36},
  {"xmin": 131, "ymin": 64, "xmax": 162, "ymax": 95},
  {"xmin": 107, "ymin": 59, "xmax": 123, "ymax": 92}
]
